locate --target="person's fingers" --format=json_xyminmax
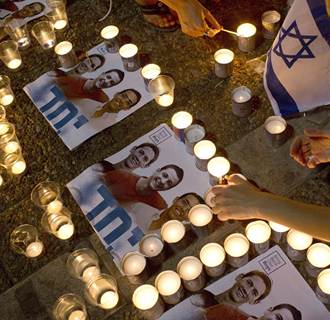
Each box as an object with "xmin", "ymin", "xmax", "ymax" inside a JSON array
[
  {"xmin": 304, "ymin": 128, "xmax": 330, "ymax": 138},
  {"xmin": 227, "ymin": 174, "xmax": 247, "ymax": 185},
  {"xmin": 306, "ymin": 155, "xmax": 320, "ymax": 168},
  {"xmin": 301, "ymin": 142, "xmax": 311, "ymax": 154},
  {"xmin": 210, "ymin": 184, "xmax": 230, "ymax": 195},
  {"xmin": 290, "ymin": 136, "xmax": 303, "ymax": 158},
  {"xmin": 214, "ymin": 206, "xmax": 252, "ymax": 220},
  {"xmin": 181, "ymin": 24, "xmax": 204, "ymax": 37},
  {"xmin": 204, "ymin": 9, "xmax": 221, "ymax": 30}
]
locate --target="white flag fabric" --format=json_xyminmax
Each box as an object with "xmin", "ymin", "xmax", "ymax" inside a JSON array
[{"xmin": 264, "ymin": 0, "xmax": 330, "ymax": 117}]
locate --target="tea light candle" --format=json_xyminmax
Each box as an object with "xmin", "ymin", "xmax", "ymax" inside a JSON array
[
  {"xmin": 4, "ymin": 153, "xmax": 26, "ymax": 175},
  {"xmin": 231, "ymin": 86, "xmax": 252, "ymax": 117},
  {"xmin": 262, "ymin": 10, "xmax": 281, "ymax": 39},
  {"xmin": 224, "ymin": 233, "xmax": 250, "ymax": 268},
  {"xmin": 305, "ymin": 243, "xmax": 330, "ymax": 278},
  {"xmin": 161, "ymin": 220, "xmax": 187, "ymax": 253},
  {"xmin": 47, "ymin": 199, "xmax": 63, "ymax": 214},
  {"xmin": 286, "ymin": 229, "xmax": 313, "ymax": 262},
  {"xmin": 122, "ymin": 252, "xmax": 148, "ymax": 284},
  {"xmin": 158, "ymin": 94, "xmax": 174, "ymax": 107},
  {"xmin": 237, "ymin": 23, "xmax": 257, "ymax": 52},
  {"xmin": 101, "ymin": 25, "xmax": 119, "ymax": 53},
  {"xmin": 200, "ymin": 243, "xmax": 226, "ymax": 278},
  {"xmin": 47, "ymin": 3, "xmax": 68, "ymax": 30},
  {"xmin": 177, "ymin": 256, "xmax": 205, "ymax": 292},
  {"xmin": 68, "ymin": 310, "xmax": 86, "ymax": 320},
  {"xmin": 268, "ymin": 221, "xmax": 290, "ymax": 244},
  {"xmin": 139, "ymin": 233, "xmax": 165, "ymax": 266},
  {"xmin": 119, "ymin": 43, "xmax": 139, "ymax": 72},
  {"xmin": 188, "ymin": 204, "xmax": 213, "ymax": 237},
  {"xmin": 26, "ymin": 241, "xmax": 44, "ymax": 258},
  {"xmin": 193, "ymin": 140, "xmax": 216, "ymax": 171},
  {"xmin": 3, "ymin": 141, "xmax": 20, "ymax": 154},
  {"xmin": 133, "ymin": 285, "xmax": 165, "ymax": 320},
  {"xmin": 53, "ymin": 294, "xmax": 88, "ymax": 320},
  {"xmin": 155, "ymin": 270, "xmax": 184, "ymax": 305},
  {"xmin": 148, "ymin": 75, "xmax": 175, "ymax": 107},
  {"xmin": 0, "ymin": 40, "xmax": 22, "ymax": 69},
  {"xmin": 99, "ymin": 290, "xmax": 119, "ymax": 309},
  {"xmin": 184, "ymin": 124, "xmax": 206, "ymax": 155},
  {"xmin": 264, "ymin": 116, "xmax": 289, "ymax": 147},
  {"xmin": 171, "ymin": 111, "xmax": 193, "ymax": 142},
  {"xmin": 214, "ymin": 49, "xmax": 234, "ymax": 78},
  {"xmin": 4, "ymin": 18, "xmax": 30, "ymax": 48},
  {"xmin": 141, "ymin": 64, "xmax": 161, "ymax": 90},
  {"xmin": 57, "ymin": 223, "xmax": 75, "ymax": 240},
  {"xmin": 55, "ymin": 41, "xmax": 78, "ymax": 69},
  {"xmin": 0, "ymin": 91, "xmax": 14, "ymax": 106},
  {"xmin": 245, "ymin": 221, "xmax": 271, "ymax": 255},
  {"xmin": 82, "ymin": 266, "xmax": 101, "ymax": 283},
  {"xmin": 316, "ymin": 269, "xmax": 330, "ymax": 304},
  {"xmin": 207, "ymin": 156, "xmax": 231, "ymax": 185}
]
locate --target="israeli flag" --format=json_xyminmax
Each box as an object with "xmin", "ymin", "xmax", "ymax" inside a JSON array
[{"xmin": 264, "ymin": 0, "xmax": 330, "ymax": 117}]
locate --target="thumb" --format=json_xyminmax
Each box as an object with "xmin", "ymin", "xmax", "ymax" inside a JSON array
[
  {"xmin": 227, "ymin": 174, "xmax": 247, "ymax": 185},
  {"xmin": 304, "ymin": 128, "xmax": 330, "ymax": 138}
]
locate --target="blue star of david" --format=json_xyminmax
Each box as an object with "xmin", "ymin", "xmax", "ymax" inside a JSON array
[{"xmin": 273, "ymin": 20, "xmax": 317, "ymax": 68}]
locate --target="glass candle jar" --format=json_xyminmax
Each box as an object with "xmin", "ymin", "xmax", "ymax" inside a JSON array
[
  {"xmin": 47, "ymin": 2, "xmax": 68, "ymax": 30},
  {"xmin": 0, "ymin": 40, "xmax": 22, "ymax": 69},
  {"xmin": 31, "ymin": 21, "xmax": 56, "ymax": 49},
  {"xmin": 0, "ymin": 105, "xmax": 6, "ymax": 122},
  {"xmin": 0, "ymin": 75, "xmax": 14, "ymax": 106},
  {"xmin": 0, "ymin": 147, "xmax": 26, "ymax": 175},
  {"xmin": 53, "ymin": 293, "xmax": 88, "ymax": 320},
  {"xmin": 4, "ymin": 17, "xmax": 30, "ymax": 48}
]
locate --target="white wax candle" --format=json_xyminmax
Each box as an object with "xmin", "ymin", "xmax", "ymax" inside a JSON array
[
  {"xmin": 26, "ymin": 241, "xmax": 44, "ymax": 258},
  {"xmin": 0, "ymin": 174, "xmax": 3, "ymax": 186},
  {"xmin": 287, "ymin": 230, "xmax": 313, "ymax": 250},
  {"xmin": 101, "ymin": 25, "xmax": 119, "ymax": 39},
  {"xmin": 224, "ymin": 233, "xmax": 250, "ymax": 257},
  {"xmin": 119, "ymin": 43, "xmax": 138, "ymax": 58},
  {"xmin": 185, "ymin": 125, "xmax": 205, "ymax": 143},
  {"xmin": 214, "ymin": 49, "xmax": 234, "ymax": 64},
  {"xmin": 11, "ymin": 159, "xmax": 26, "ymax": 175},
  {"xmin": 68, "ymin": 310, "xmax": 86, "ymax": 320},
  {"xmin": 55, "ymin": 41, "xmax": 72, "ymax": 55},
  {"xmin": 57, "ymin": 223, "xmax": 74, "ymax": 240},
  {"xmin": 47, "ymin": 200, "xmax": 63, "ymax": 213},
  {"xmin": 157, "ymin": 93, "xmax": 174, "ymax": 107},
  {"xmin": 265, "ymin": 116, "xmax": 287, "ymax": 134},
  {"xmin": 207, "ymin": 157, "xmax": 230, "ymax": 178},
  {"xmin": 155, "ymin": 270, "xmax": 181, "ymax": 296},
  {"xmin": 200, "ymin": 243, "xmax": 225, "ymax": 267},
  {"xmin": 0, "ymin": 93, "xmax": 14, "ymax": 106},
  {"xmin": 140, "ymin": 234, "xmax": 163, "ymax": 257},
  {"xmin": 4, "ymin": 141, "xmax": 20, "ymax": 154},
  {"xmin": 268, "ymin": 221, "xmax": 290, "ymax": 233},
  {"xmin": 318, "ymin": 269, "xmax": 330, "ymax": 295},
  {"xmin": 0, "ymin": 123, "xmax": 9, "ymax": 135},
  {"xmin": 161, "ymin": 220, "xmax": 185, "ymax": 243},
  {"xmin": 133, "ymin": 284, "xmax": 159, "ymax": 310},
  {"xmin": 122, "ymin": 252, "xmax": 146, "ymax": 275},
  {"xmin": 7, "ymin": 58, "xmax": 22, "ymax": 69},
  {"xmin": 245, "ymin": 221, "xmax": 271, "ymax": 244},
  {"xmin": 82, "ymin": 266, "xmax": 101, "ymax": 283},
  {"xmin": 188, "ymin": 204, "xmax": 213, "ymax": 227},
  {"xmin": 141, "ymin": 64, "xmax": 161, "ymax": 80},
  {"xmin": 54, "ymin": 19, "xmax": 67, "ymax": 30},
  {"xmin": 263, "ymin": 11, "xmax": 281, "ymax": 23},
  {"xmin": 307, "ymin": 243, "xmax": 330, "ymax": 268},
  {"xmin": 237, "ymin": 23, "xmax": 257, "ymax": 37},
  {"xmin": 233, "ymin": 90, "xmax": 251, "ymax": 103},
  {"xmin": 194, "ymin": 140, "xmax": 216, "ymax": 160},
  {"xmin": 171, "ymin": 111, "xmax": 193, "ymax": 130},
  {"xmin": 100, "ymin": 290, "xmax": 119, "ymax": 309},
  {"xmin": 177, "ymin": 256, "xmax": 203, "ymax": 281}
]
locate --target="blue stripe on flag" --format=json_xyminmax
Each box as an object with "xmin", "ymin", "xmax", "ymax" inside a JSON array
[
  {"xmin": 266, "ymin": 52, "xmax": 300, "ymax": 116},
  {"xmin": 306, "ymin": 0, "xmax": 330, "ymax": 46}
]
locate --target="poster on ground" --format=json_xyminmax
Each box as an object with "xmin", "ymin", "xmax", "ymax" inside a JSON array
[{"xmin": 24, "ymin": 42, "xmax": 153, "ymax": 149}]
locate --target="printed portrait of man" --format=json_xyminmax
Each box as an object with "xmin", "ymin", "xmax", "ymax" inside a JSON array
[
  {"xmin": 14, "ymin": 2, "xmax": 45, "ymax": 18},
  {"xmin": 100, "ymin": 164, "xmax": 184, "ymax": 210},
  {"xmin": 74, "ymin": 54, "xmax": 105, "ymax": 74}
]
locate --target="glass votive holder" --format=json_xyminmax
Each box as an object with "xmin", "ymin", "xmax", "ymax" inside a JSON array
[
  {"xmin": 184, "ymin": 124, "xmax": 206, "ymax": 155},
  {"xmin": 0, "ymin": 121, "xmax": 20, "ymax": 149},
  {"xmin": 224, "ymin": 233, "xmax": 250, "ymax": 268},
  {"xmin": 286, "ymin": 229, "xmax": 313, "ymax": 262},
  {"xmin": 200, "ymin": 243, "xmax": 226, "ymax": 278},
  {"xmin": 101, "ymin": 25, "xmax": 119, "ymax": 53},
  {"xmin": 53, "ymin": 293, "xmax": 88, "ymax": 320},
  {"xmin": 148, "ymin": 75, "xmax": 175, "ymax": 107},
  {"xmin": 0, "ymin": 75, "xmax": 14, "ymax": 106},
  {"xmin": 31, "ymin": 181, "xmax": 63, "ymax": 213},
  {"xmin": 47, "ymin": 2, "xmax": 68, "ymax": 30},
  {"xmin": 245, "ymin": 220, "xmax": 271, "ymax": 255},
  {"xmin": 31, "ymin": 21, "xmax": 57, "ymax": 49},
  {"xmin": 47, "ymin": 0, "xmax": 66, "ymax": 7},
  {"xmin": 214, "ymin": 49, "xmax": 234, "ymax": 78},
  {"xmin": 231, "ymin": 86, "xmax": 252, "ymax": 117},
  {"xmin": 4, "ymin": 17, "xmax": 30, "ymax": 48},
  {"xmin": 10, "ymin": 224, "xmax": 44, "ymax": 258},
  {"xmin": 193, "ymin": 140, "xmax": 216, "ymax": 171},
  {"xmin": 0, "ymin": 105, "xmax": 6, "ymax": 122},
  {"xmin": 55, "ymin": 41, "xmax": 78, "ymax": 69},
  {"xmin": 262, "ymin": 10, "xmax": 281, "ymax": 39},
  {"xmin": 171, "ymin": 111, "xmax": 193, "ymax": 142},
  {"xmin": 316, "ymin": 269, "xmax": 330, "ymax": 305},
  {"xmin": 41, "ymin": 207, "xmax": 75, "ymax": 240},
  {"xmin": 141, "ymin": 63, "xmax": 161, "ymax": 91},
  {"xmin": 67, "ymin": 248, "xmax": 101, "ymax": 283},
  {"xmin": 119, "ymin": 43, "xmax": 139, "ymax": 72},
  {"xmin": 85, "ymin": 274, "xmax": 119, "ymax": 310},
  {"xmin": 207, "ymin": 156, "xmax": 231, "ymax": 186},
  {"xmin": 237, "ymin": 23, "xmax": 257, "ymax": 52},
  {"xmin": 0, "ymin": 40, "xmax": 22, "ymax": 69},
  {"xmin": 0, "ymin": 148, "xmax": 26, "ymax": 175}
]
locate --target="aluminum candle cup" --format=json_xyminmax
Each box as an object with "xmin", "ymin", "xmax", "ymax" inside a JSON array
[
  {"xmin": 31, "ymin": 21, "xmax": 56, "ymax": 49},
  {"xmin": 286, "ymin": 229, "xmax": 313, "ymax": 262},
  {"xmin": 47, "ymin": 2, "xmax": 68, "ymax": 30},
  {"xmin": 0, "ymin": 40, "xmax": 22, "ymax": 69},
  {"xmin": 31, "ymin": 181, "xmax": 63, "ymax": 212},
  {"xmin": 305, "ymin": 243, "xmax": 330, "ymax": 278},
  {"xmin": 214, "ymin": 49, "xmax": 234, "ymax": 78},
  {"xmin": 141, "ymin": 63, "xmax": 161, "ymax": 90},
  {"xmin": 41, "ymin": 207, "xmax": 75, "ymax": 240},
  {"xmin": 10, "ymin": 224, "xmax": 44, "ymax": 258},
  {"xmin": 0, "ymin": 75, "xmax": 14, "ymax": 106},
  {"xmin": 121, "ymin": 251, "xmax": 148, "ymax": 284},
  {"xmin": 177, "ymin": 256, "xmax": 206, "ymax": 292},
  {"xmin": 139, "ymin": 234, "xmax": 165, "ymax": 266},
  {"xmin": 55, "ymin": 41, "xmax": 78, "ymax": 69},
  {"xmin": 161, "ymin": 220, "xmax": 187, "ymax": 253},
  {"xmin": 262, "ymin": 10, "xmax": 281, "ymax": 39},
  {"xmin": 171, "ymin": 111, "xmax": 193, "ymax": 142},
  {"xmin": 268, "ymin": 221, "xmax": 290, "ymax": 244},
  {"xmin": 4, "ymin": 17, "xmax": 30, "ymax": 48},
  {"xmin": 101, "ymin": 25, "xmax": 119, "ymax": 53},
  {"xmin": 264, "ymin": 116, "xmax": 289, "ymax": 147},
  {"xmin": 193, "ymin": 140, "xmax": 216, "ymax": 171},
  {"xmin": 207, "ymin": 156, "xmax": 231, "ymax": 186},
  {"xmin": 184, "ymin": 124, "xmax": 206, "ymax": 155},
  {"xmin": 53, "ymin": 293, "xmax": 88, "ymax": 320},
  {"xmin": 188, "ymin": 204, "xmax": 213, "ymax": 238},
  {"xmin": 237, "ymin": 23, "xmax": 257, "ymax": 52},
  {"xmin": 133, "ymin": 285, "xmax": 165, "ymax": 320},
  {"xmin": 155, "ymin": 271, "xmax": 184, "ymax": 305},
  {"xmin": 316, "ymin": 269, "xmax": 330, "ymax": 304},
  {"xmin": 231, "ymin": 86, "xmax": 252, "ymax": 117},
  {"xmin": 85, "ymin": 274, "xmax": 119, "ymax": 310},
  {"xmin": 119, "ymin": 43, "xmax": 139, "ymax": 72},
  {"xmin": 67, "ymin": 248, "xmax": 101, "ymax": 283},
  {"xmin": 200, "ymin": 243, "xmax": 226, "ymax": 278},
  {"xmin": 245, "ymin": 221, "xmax": 271, "ymax": 255},
  {"xmin": 224, "ymin": 233, "xmax": 250, "ymax": 268},
  {"xmin": 148, "ymin": 75, "xmax": 175, "ymax": 107}
]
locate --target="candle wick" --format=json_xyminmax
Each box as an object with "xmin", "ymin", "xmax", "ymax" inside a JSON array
[{"xmin": 222, "ymin": 28, "xmax": 238, "ymax": 36}]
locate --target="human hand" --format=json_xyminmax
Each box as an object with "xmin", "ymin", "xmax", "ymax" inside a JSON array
[{"xmin": 290, "ymin": 128, "xmax": 330, "ymax": 168}]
